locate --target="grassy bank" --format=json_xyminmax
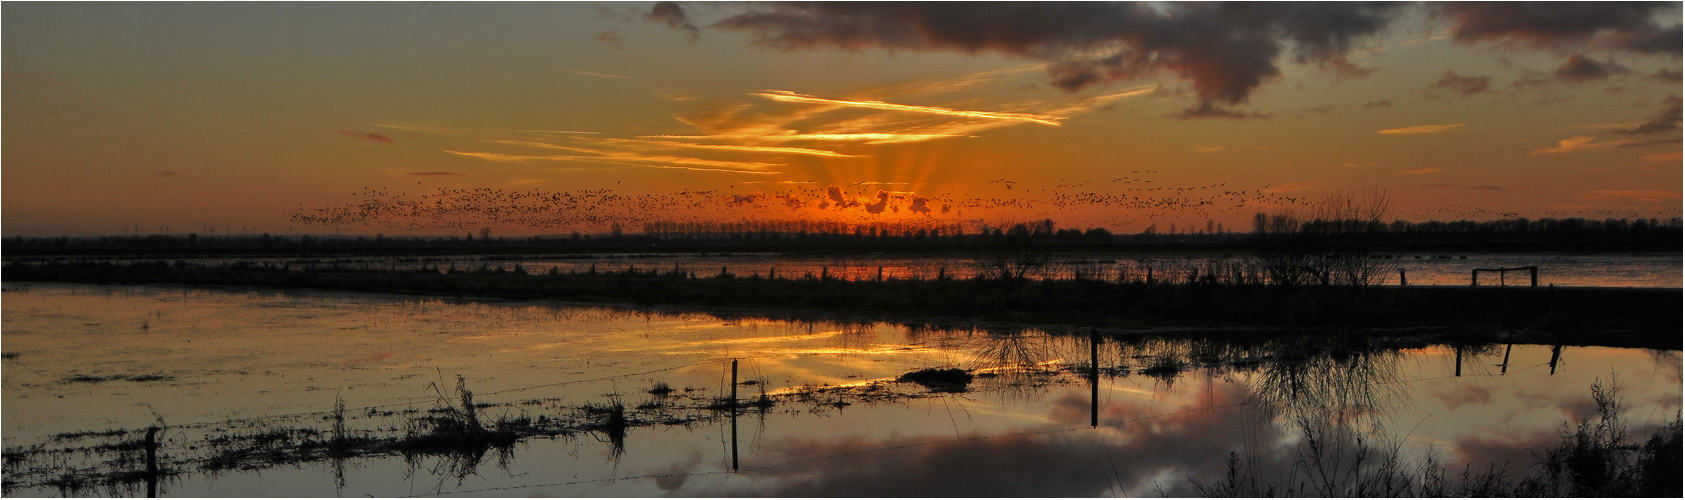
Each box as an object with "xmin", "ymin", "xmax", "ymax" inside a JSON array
[{"xmin": 3, "ymin": 260, "xmax": 1678, "ymax": 349}]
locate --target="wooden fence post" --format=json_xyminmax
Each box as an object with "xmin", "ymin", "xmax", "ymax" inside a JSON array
[
  {"xmin": 145, "ymin": 426, "xmax": 160, "ymax": 497},
  {"xmin": 730, "ymin": 359, "xmax": 739, "ymax": 472}
]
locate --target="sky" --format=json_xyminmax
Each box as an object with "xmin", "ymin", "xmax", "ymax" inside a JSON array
[{"xmin": 3, "ymin": 2, "xmax": 1681, "ymax": 237}]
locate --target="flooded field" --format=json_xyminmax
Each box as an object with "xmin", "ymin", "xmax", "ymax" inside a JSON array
[
  {"xmin": 18, "ymin": 251, "xmax": 1682, "ymax": 288},
  {"xmin": 2, "ymin": 283, "xmax": 1679, "ymax": 497}
]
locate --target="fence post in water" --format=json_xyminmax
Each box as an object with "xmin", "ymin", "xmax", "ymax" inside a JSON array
[
  {"xmin": 769, "ymin": 267, "xmax": 776, "ymax": 280},
  {"xmin": 145, "ymin": 426, "xmax": 159, "ymax": 497},
  {"xmin": 730, "ymin": 359, "xmax": 739, "ymax": 472},
  {"xmin": 1500, "ymin": 343, "xmax": 1513, "ymax": 375},
  {"xmin": 721, "ymin": 266, "xmax": 729, "ymax": 278},
  {"xmin": 1471, "ymin": 269, "xmax": 1479, "ymax": 286},
  {"xmin": 1530, "ymin": 267, "xmax": 1538, "ymax": 287},
  {"xmin": 877, "ymin": 267, "xmax": 884, "ymax": 281},
  {"xmin": 1090, "ymin": 329, "xmax": 1100, "ymax": 428},
  {"xmin": 1549, "ymin": 345, "xmax": 1562, "ymax": 375},
  {"xmin": 1454, "ymin": 346, "xmax": 1463, "ymax": 377},
  {"xmin": 938, "ymin": 267, "xmax": 946, "ymax": 280},
  {"xmin": 1398, "ymin": 269, "xmax": 1407, "ymax": 286},
  {"xmin": 821, "ymin": 267, "xmax": 828, "ymax": 280}
]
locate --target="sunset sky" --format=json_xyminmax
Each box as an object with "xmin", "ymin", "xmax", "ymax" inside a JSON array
[{"xmin": 4, "ymin": 2, "xmax": 1681, "ymax": 236}]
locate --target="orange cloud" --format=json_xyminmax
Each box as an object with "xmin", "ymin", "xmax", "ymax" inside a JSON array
[
  {"xmin": 1531, "ymin": 136, "xmax": 1636, "ymax": 154},
  {"xmin": 1401, "ymin": 167, "xmax": 1444, "ymax": 174},
  {"xmin": 1377, "ymin": 124, "xmax": 1465, "ymax": 135}
]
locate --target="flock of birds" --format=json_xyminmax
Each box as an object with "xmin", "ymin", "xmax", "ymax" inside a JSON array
[{"xmin": 289, "ymin": 171, "xmax": 1589, "ymax": 233}]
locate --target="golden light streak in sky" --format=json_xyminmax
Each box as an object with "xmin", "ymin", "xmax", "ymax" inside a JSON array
[
  {"xmin": 643, "ymin": 133, "xmax": 972, "ymax": 144},
  {"xmin": 595, "ymin": 138, "xmax": 861, "ymax": 158},
  {"xmin": 752, "ymin": 90, "xmax": 1065, "ymax": 126},
  {"xmin": 444, "ymin": 151, "xmax": 781, "ymax": 175},
  {"xmin": 486, "ymin": 140, "xmax": 784, "ymax": 170}
]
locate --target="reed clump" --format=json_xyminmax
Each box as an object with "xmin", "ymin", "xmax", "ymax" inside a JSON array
[
  {"xmin": 1192, "ymin": 377, "xmax": 1683, "ymax": 498},
  {"xmin": 397, "ymin": 376, "xmax": 520, "ymax": 453},
  {"xmin": 896, "ymin": 367, "xmax": 973, "ymax": 392}
]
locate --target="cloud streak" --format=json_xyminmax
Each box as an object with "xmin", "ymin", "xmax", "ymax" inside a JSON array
[
  {"xmin": 446, "ymin": 150, "xmax": 780, "ymax": 174},
  {"xmin": 1532, "ymin": 136, "xmax": 1637, "ymax": 154},
  {"xmin": 1377, "ymin": 124, "xmax": 1465, "ymax": 135},
  {"xmin": 486, "ymin": 140, "xmax": 784, "ymax": 170},
  {"xmin": 753, "ymin": 90, "xmax": 1064, "ymax": 126},
  {"xmin": 569, "ymin": 69, "xmax": 629, "ymax": 79},
  {"xmin": 646, "ymin": 133, "xmax": 972, "ymax": 145},
  {"xmin": 598, "ymin": 138, "xmax": 860, "ymax": 157}
]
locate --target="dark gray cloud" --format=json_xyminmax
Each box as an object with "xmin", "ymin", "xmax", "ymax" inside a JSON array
[
  {"xmin": 1436, "ymin": 2, "xmax": 1682, "ymax": 56},
  {"xmin": 645, "ymin": 1, "xmax": 699, "ymax": 41},
  {"xmin": 1621, "ymin": 95, "xmax": 1682, "ymax": 135},
  {"xmin": 823, "ymin": 185, "xmax": 859, "ymax": 210},
  {"xmin": 1516, "ymin": 53, "xmax": 1634, "ymax": 89},
  {"xmin": 708, "ymin": 2, "xmax": 1404, "ymax": 112},
  {"xmin": 1429, "ymin": 70, "xmax": 1493, "ymax": 97},
  {"xmin": 1556, "ymin": 53, "xmax": 1633, "ymax": 82},
  {"xmin": 908, "ymin": 196, "xmax": 932, "ymax": 214},
  {"xmin": 669, "ymin": 2, "xmax": 1680, "ymax": 117},
  {"xmin": 863, "ymin": 191, "xmax": 890, "ymax": 214}
]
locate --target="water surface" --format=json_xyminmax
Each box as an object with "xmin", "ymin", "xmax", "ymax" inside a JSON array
[{"xmin": 2, "ymin": 283, "xmax": 1678, "ymax": 496}]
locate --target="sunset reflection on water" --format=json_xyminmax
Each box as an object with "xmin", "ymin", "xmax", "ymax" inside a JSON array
[{"xmin": 1, "ymin": 283, "xmax": 1677, "ymax": 496}]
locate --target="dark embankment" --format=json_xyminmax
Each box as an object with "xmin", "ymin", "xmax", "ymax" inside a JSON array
[{"xmin": 4, "ymin": 261, "xmax": 1678, "ymax": 349}]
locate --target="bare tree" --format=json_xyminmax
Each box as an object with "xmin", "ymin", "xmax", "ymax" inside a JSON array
[
  {"xmin": 972, "ymin": 219, "xmax": 1054, "ymax": 281},
  {"xmin": 1253, "ymin": 188, "xmax": 1392, "ymax": 286}
]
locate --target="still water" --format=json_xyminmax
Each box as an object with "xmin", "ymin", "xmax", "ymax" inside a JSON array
[
  {"xmin": 22, "ymin": 251, "xmax": 1682, "ymax": 287},
  {"xmin": 2, "ymin": 283, "xmax": 1679, "ymax": 496}
]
